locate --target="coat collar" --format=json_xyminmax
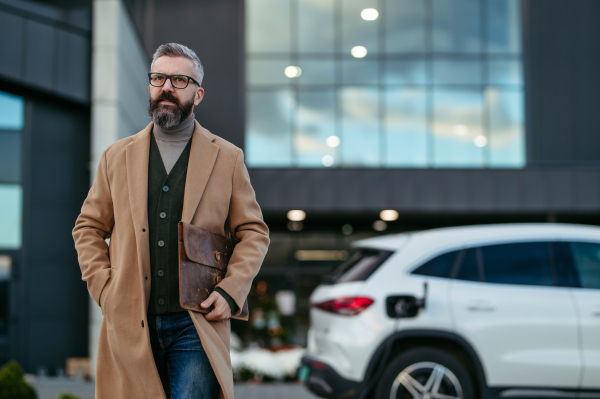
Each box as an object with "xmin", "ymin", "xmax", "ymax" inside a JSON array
[{"xmin": 125, "ymin": 119, "xmax": 219, "ymax": 236}]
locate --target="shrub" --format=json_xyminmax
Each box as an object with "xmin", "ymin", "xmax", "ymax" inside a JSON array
[
  {"xmin": 52, "ymin": 394, "xmax": 84, "ymax": 399},
  {"xmin": 0, "ymin": 360, "xmax": 37, "ymax": 399}
]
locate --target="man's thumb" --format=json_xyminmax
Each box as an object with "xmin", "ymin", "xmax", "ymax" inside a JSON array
[{"xmin": 201, "ymin": 292, "xmax": 217, "ymax": 308}]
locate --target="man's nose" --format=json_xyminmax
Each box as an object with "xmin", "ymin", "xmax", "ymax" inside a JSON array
[{"xmin": 162, "ymin": 78, "xmax": 175, "ymax": 92}]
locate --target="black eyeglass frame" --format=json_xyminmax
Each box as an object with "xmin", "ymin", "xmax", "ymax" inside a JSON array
[{"xmin": 148, "ymin": 73, "xmax": 201, "ymax": 89}]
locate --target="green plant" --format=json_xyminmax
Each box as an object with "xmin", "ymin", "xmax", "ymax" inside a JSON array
[
  {"xmin": 52, "ymin": 393, "xmax": 84, "ymax": 399},
  {"xmin": 0, "ymin": 360, "xmax": 37, "ymax": 399}
]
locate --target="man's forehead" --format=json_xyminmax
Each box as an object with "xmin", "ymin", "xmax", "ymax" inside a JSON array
[{"xmin": 152, "ymin": 56, "xmax": 195, "ymax": 75}]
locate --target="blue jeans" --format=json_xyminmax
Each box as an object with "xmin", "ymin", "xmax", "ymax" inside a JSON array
[{"xmin": 148, "ymin": 311, "xmax": 219, "ymax": 399}]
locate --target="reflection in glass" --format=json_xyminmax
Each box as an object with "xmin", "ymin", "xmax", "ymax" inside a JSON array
[
  {"xmin": 340, "ymin": 87, "xmax": 379, "ymax": 166},
  {"xmin": 296, "ymin": 90, "xmax": 336, "ymax": 167},
  {"xmin": 433, "ymin": 90, "xmax": 484, "ymax": 167},
  {"xmin": 384, "ymin": 60, "xmax": 427, "ymax": 84},
  {"xmin": 0, "ymin": 185, "xmax": 22, "ymax": 249},
  {"xmin": 247, "ymin": 59, "xmax": 293, "ymax": 85},
  {"xmin": 0, "ymin": 91, "xmax": 24, "ymax": 130},
  {"xmin": 432, "ymin": 0, "xmax": 481, "ymax": 53},
  {"xmin": 385, "ymin": 88, "xmax": 428, "ymax": 167},
  {"xmin": 343, "ymin": 59, "xmax": 378, "ymax": 85},
  {"xmin": 299, "ymin": 0, "xmax": 335, "ymax": 53},
  {"xmin": 385, "ymin": 0, "xmax": 426, "ymax": 53},
  {"xmin": 246, "ymin": 90, "xmax": 293, "ymax": 166},
  {"xmin": 487, "ymin": 59, "xmax": 523, "ymax": 85},
  {"xmin": 487, "ymin": 0, "xmax": 521, "ymax": 54},
  {"xmin": 0, "ymin": 132, "xmax": 21, "ymax": 184},
  {"xmin": 297, "ymin": 58, "xmax": 335, "ymax": 85},
  {"xmin": 433, "ymin": 59, "xmax": 482, "ymax": 85},
  {"xmin": 486, "ymin": 88, "xmax": 525, "ymax": 167},
  {"xmin": 341, "ymin": 0, "xmax": 379, "ymax": 55},
  {"xmin": 246, "ymin": 0, "xmax": 291, "ymax": 53}
]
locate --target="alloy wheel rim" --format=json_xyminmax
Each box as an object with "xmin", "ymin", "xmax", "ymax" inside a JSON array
[{"xmin": 389, "ymin": 361, "xmax": 463, "ymax": 399}]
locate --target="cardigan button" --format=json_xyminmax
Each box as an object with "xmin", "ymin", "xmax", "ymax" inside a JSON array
[
  {"xmin": 158, "ymin": 270, "xmax": 164, "ymax": 277},
  {"xmin": 159, "ymin": 212, "xmax": 166, "ymax": 219},
  {"xmin": 162, "ymin": 185, "xmax": 169, "ymax": 192},
  {"xmin": 158, "ymin": 240, "xmax": 164, "ymax": 247},
  {"xmin": 158, "ymin": 298, "xmax": 165, "ymax": 305}
]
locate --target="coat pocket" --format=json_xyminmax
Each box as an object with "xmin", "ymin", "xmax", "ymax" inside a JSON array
[{"xmin": 99, "ymin": 269, "xmax": 116, "ymax": 315}]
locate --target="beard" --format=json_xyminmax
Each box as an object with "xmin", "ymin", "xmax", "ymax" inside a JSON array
[{"xmin": 148, "ymin": 91, "xmax": 195, "ymax": 129}]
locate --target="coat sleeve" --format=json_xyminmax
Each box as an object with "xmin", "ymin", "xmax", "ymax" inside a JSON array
[
  {"xmin": 72, "ymin": 149, "xmax": 115, "ymax": 308},
  {"xmin": 215, "ymin": 148, "xmax": 270, "ymax": 317}
]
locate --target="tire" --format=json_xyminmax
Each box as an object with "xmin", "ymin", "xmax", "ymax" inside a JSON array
[{"xmin": 374, "ymin": 347, "xmax": 475, "ymax": 399}]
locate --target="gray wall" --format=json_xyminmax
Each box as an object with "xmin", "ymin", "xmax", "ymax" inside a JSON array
[
  {"xmin": 0, "ymin": 0, "xmax": 91, "ymax": 104},
  {"xmin": 0, "ymin": 0, "xmax": 92, "ymax": 373},
  {"xmin": 523, "ymin": 0, "xmax": 600, "ymax": 166},
  {"xmin": 136, "ymin": 0, "xmax": 246, "ymax": 148},
  {"xmin": 7, "ymin": 91, "xmax": 91, "ymax": 373},
  {"xmin": 249, "ymin": 167, "xmax": 600, "ymax": 215}
]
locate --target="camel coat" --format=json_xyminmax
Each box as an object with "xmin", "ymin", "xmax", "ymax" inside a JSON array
[{"xmin": 72, "ymin": 120, "xmax": 270, "ymax": 399}]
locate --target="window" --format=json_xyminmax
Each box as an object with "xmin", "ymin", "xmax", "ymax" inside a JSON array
[
  {"xmin": 454, "ymin": 248, "xmax": 482, "ymax": 282},
  {"xmin": 412, "ymin": 250, "xmax": 459, "ymax": 278},
  {"xmin": 324, "ymin": 248, "xmax": 393, "ymax": 283},
  {"xmin": 569, "ymin": 242, "xmax": 600, "ymax": 290},
  {"xmin": 480, "ymin": 242, "xmax": 554, "ymax": 287},
  {"xmin": 0, "ymin": 90, "xmax": 24, "ymax": 249},
  {"xmin": 245, "ymin": 0, "xmax": 524, "ymax": 168}
]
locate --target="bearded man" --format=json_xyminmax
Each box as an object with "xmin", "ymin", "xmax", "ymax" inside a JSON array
[{"xmin": 72, "ymin": 43, "xmax": 269, "ymax": 399}]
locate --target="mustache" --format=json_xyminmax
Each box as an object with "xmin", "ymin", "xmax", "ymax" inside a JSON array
[{"xmin": 153, "ymin": 91, "xmax": 180, "ymax": 105}]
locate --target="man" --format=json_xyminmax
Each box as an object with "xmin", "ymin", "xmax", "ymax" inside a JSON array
[{"xmin": 72, "ymin": 43, "xmax": 269, "ymax": 399}]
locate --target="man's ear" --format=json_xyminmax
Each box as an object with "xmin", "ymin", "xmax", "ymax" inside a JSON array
[{"xmin": 194, "ymin": 87, "xmax": 205, "ymax": 106}]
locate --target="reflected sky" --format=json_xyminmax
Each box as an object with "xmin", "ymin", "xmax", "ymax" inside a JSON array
[
  {"xmin": 245, "ymin": 0, "xmax": 525, "ymax": 169},
  {"xmin": 0, "ymin": 91, "xmax": 24, "ymax": 130},
  {"xmin": 0, "ymin": 185, "xmax": 22, "ymax": 249}
]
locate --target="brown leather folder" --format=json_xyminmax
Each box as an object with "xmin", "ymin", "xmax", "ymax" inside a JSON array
[{"xmin": 178, "ymin": 221, "xmax": 249, "ymax": 321}]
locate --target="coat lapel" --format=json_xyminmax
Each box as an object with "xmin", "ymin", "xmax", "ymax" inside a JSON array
[
  {"xmin": 182, "ymin": 120, "xmax": 219, "ymax": 224},
  {"xmin": 126, "ymin": 123, "xmax": 152, "ymax": 239}
]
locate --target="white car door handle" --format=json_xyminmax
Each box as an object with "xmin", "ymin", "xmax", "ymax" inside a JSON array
[{"xmin": 467, "ymin": 306, "xmax": 495, "ymax": 312}]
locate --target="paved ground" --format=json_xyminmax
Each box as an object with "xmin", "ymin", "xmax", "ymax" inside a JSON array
[{"xmin": 30, "ymin": 378, "xmax": 319, "ymax": 399}]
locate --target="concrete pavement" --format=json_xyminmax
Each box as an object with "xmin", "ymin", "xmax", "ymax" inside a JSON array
[{"xmin": 30, "ymin": 378, "xmax": 319, "ymax": 399}]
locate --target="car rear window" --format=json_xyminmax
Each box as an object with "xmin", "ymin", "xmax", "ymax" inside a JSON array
[
  {"xmin": 481, "ymin": 242, "xmax": 554, "ymax": 286},
  {"xmin": 569, "ymin": 242, "xmax": 600, "ymax": 289},
  {"xmin": 412, "ymin": 250, "xmax": 460, "ymax": 278},
  {"xmin": 323, "ymin": 249, "xmax": 393, "ymax": 284}
]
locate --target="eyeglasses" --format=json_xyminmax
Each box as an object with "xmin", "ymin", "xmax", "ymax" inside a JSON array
[{"xmin": 148, "ymin": 73, "xmax": 200, "ymax": 89}]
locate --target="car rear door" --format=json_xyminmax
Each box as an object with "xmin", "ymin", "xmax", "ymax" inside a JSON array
[
  {"xmin": 449, "ymin": 241, "xmax": 581, "ymax": 388},
  {"xmin": 567, "ymin": 241, "xmax": 600, "ymax": 389}
]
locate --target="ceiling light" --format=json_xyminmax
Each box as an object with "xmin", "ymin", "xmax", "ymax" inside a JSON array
[
  {"xmin": 287, "ymin": 210, "xmax": 306, "ymax": 221},
  {"xmin": 373, "ymin": 220, "xmax": 387, "ymax": 232},
  {"xmin": 295, "ymin": 250, "xmax": 349, "ymax": 261},
  {"xmin": 351, "ymin": 46, "xmax": 368, "ymax": 58},
  {"xmin": 361, "ymin": 8, "xmax": 379, "ymax": 21},
  {"xmin": 380, "ymin": 210, "xmax": 399, "ymax": 221},
  {"xmin": 284, "ymin": 66, "xmax": 302, "ymax": 78},
  {"xmin": 342, "ymin": 224, "xmax": 353, "ymax": 235},
  {"xmin": 287, "ymin": 221, "xmax": 303, "ymax": 231}
]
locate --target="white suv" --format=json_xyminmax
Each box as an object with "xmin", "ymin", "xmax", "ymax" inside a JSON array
[{"xmin": 300, "ymin": 224, "xmax": 600, "ymax": 399}]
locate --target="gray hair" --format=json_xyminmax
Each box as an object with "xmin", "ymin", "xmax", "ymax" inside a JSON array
[{"xmin": 151, "ymin": 43, "xmax": 204, "ymax": 85}]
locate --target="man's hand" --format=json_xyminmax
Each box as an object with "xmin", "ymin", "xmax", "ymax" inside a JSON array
[{"xmin": 201, "ymin": 291, "xmax": 231, "ymax": 321}]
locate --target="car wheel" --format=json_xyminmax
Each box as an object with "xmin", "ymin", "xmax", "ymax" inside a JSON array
[{"xmin": 374, "ymin": 347, "xmax": 475, "ymax": 399}]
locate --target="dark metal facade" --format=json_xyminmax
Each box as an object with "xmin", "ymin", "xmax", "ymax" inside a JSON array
[{"xmin": 0, "ymin": 0, "xmax": 91, "ymax": 371}]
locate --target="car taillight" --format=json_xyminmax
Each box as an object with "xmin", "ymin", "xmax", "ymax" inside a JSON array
[{"xmin": 310, "ymin": 297, "xmax": 374, "ymax": 316}]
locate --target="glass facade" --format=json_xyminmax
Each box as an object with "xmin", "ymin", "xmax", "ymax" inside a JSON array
[
  {"xmin": 245, "ymin": 0, "xmax": 524, "ymax": 168},
  {"xmin": 0, "ymin": 91, "xmax": 23, "ymax": 248},
  {"xmin": 0, "ymin": 89, "xmax": 23, "ymax": 365}
]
